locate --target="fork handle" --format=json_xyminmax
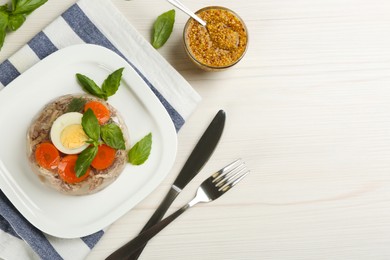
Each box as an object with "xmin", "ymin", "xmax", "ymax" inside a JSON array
[
  {"xmin": 105, "ymin": 187, "xmax": 179, "ymax": 260},
  {"xmin": 107, "ymin": 204, "xmax": 190, "ymax": 260}
]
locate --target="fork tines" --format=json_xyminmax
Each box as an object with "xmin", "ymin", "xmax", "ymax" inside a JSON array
[{"xmin": 212, "ymin": 159, "xmax": 249, "ymax": 192}]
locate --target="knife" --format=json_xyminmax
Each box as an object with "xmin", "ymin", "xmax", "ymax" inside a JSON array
[{"xmin": 106, "ymin": 109, "xmax": 226, "ymax": 260}]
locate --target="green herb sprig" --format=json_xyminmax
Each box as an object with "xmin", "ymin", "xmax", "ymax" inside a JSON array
[
  {"xmin": 128, "ymin": 133, "xmax": 152, "ymax": 165},
  {"xmin": 0, "ymin": 0, "xmax": 48, "ymax": 50},
  {"xmin": 75, "ymin": 108, "xmax": 126, "ymax": 177},
  {"xmin": 76, "ymin": 67, "xmax": 124, "ymax": 100},
  {"xmin": 152, "ymin": 9, "xmax": 175, "ymax": 49},
  {"xmin": 74, "ymin": 68, "xmax": 153, "ymax": 176},
  {"xmin": 66, "ymin": 97, "xmax": 87, "ymax": 113}
]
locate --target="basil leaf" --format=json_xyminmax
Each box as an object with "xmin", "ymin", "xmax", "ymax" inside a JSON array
[
  {"xmin": 101, "ymin": 123, "xmax": 126, "ymax": 150},
  {"xmin": 13, "ymin": 0, "xmax": 48, "ymax": 15},
  {"xmin": 0, "ymin": 11, "xmax": 8, "ymax": 50},
  {"xmin": 102, "ymin": 67, "xmax": 124, "ymax": 98},
  {"xmin": 75, "ymin": 145, "xmax": 98, "ymax": 177},
  {"xmin": 0, "ymin": 4, "xmax": 9, "ymax": 12},
  {"xmin": 11, "ymin": 0, "xmax": 16, "ymax": 11},
  {"xmin": 76, "ymin": 73, "xmax": 106, "ymax": 100},
  {"xmin": 66, "ymin": 97, "xmax": 86, "ymax": 112},
  {"xmin": 7, "ymin": 13, "xmax": 25, "ymax": 31},
  {"xmin": 152, "ymin": 9, "xmax": 175, "ymax": 49},
  {"xmin": 128, "ymin": 133, "xmax": 152, "ymax": 165},
  {"xmin": 82, "ymin": 109, "xmax": 100, "ymax": 141}
]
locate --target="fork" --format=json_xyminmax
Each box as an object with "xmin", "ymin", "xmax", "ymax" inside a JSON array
[{"xmin": 108, "ymin": 159, "xmax": 249, "ymax": 259}]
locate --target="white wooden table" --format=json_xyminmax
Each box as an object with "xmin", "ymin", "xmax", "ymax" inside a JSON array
[{"xmin": 2, "ymin": 0, "xmax": 390, "ymax": 259}]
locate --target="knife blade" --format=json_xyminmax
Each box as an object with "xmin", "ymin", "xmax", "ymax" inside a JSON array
[{"xmin": 106, "ymin": 109, "xmax": 226, "ymax": 260}]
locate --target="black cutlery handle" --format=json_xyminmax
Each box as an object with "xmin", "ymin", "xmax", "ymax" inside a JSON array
[
  {"xmin": 140, "ymin": 187, "xmax": 180, "ymax": 233},
  {"xmin": 105, "ymin": 110, "xmax": 226, "ymax": 260},
  {"xmin": 129, "ymin": 205, "xmax": 189, "ymax": 258},
  {"xmin": 107, "ymin": 204, "xmax": 189, "ymax": 260},
  {"xmin": 127, "ymin": 110, "xmax": 225, "ymax": 259},
  {"xmin": 105, "ymin": 187, "xmax": 179, "ymax": 260}
]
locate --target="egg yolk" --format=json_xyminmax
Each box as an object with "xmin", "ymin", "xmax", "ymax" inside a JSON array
[{"xmin": 60, "ymin": 124, "xmax": 88, "ymax": 149}]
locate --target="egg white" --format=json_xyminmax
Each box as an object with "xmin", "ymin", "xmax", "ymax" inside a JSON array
[{"xmin": 50, "ymin": 112, "xmax": 89, "ymax": 154}]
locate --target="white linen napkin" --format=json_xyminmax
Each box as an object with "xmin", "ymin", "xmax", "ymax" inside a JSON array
[{"xmin": 0, "ymin": 0, "xmax": 201, "ymax": 259}]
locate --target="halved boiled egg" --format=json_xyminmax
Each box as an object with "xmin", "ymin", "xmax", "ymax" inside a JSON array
[{"xmin": 50, "ymin": 112, "xmax": 89, "ymax": 154}]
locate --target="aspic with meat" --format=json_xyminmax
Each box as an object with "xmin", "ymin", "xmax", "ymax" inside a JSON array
[
  {"xmin": 26, "ymin": 68, "xmax": 152, "ymax": 195},
  {"xmin": 27, "ymin": 94, "xmax": 129, "ymax": 195}
]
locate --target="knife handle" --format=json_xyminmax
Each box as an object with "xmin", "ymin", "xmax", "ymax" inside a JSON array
[
  {"xmin": 139, "ymin": 187, "xmax": 179, "ymax": 233},
  {"xmin": 123, "ymin": 204, "xmax": 190, "ymax": 259},
  {"xmin": 105, "ymin": 187, "xmax": 179, "ymax": 260}
]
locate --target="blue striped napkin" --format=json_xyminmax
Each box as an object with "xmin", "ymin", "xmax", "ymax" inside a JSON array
[{"xmin": 0, "ymin": 0, "xmax": 200, "ymax": 259}]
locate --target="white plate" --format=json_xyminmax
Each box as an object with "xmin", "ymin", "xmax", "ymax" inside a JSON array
[{"xmin": 0, "ymin": 44, "xmax": 177, "ymax": 238}]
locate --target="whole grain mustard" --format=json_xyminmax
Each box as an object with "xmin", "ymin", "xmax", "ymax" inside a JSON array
[{"xmin": 185, "ymin": 7, "xmax": 248, "ymax": 69}]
